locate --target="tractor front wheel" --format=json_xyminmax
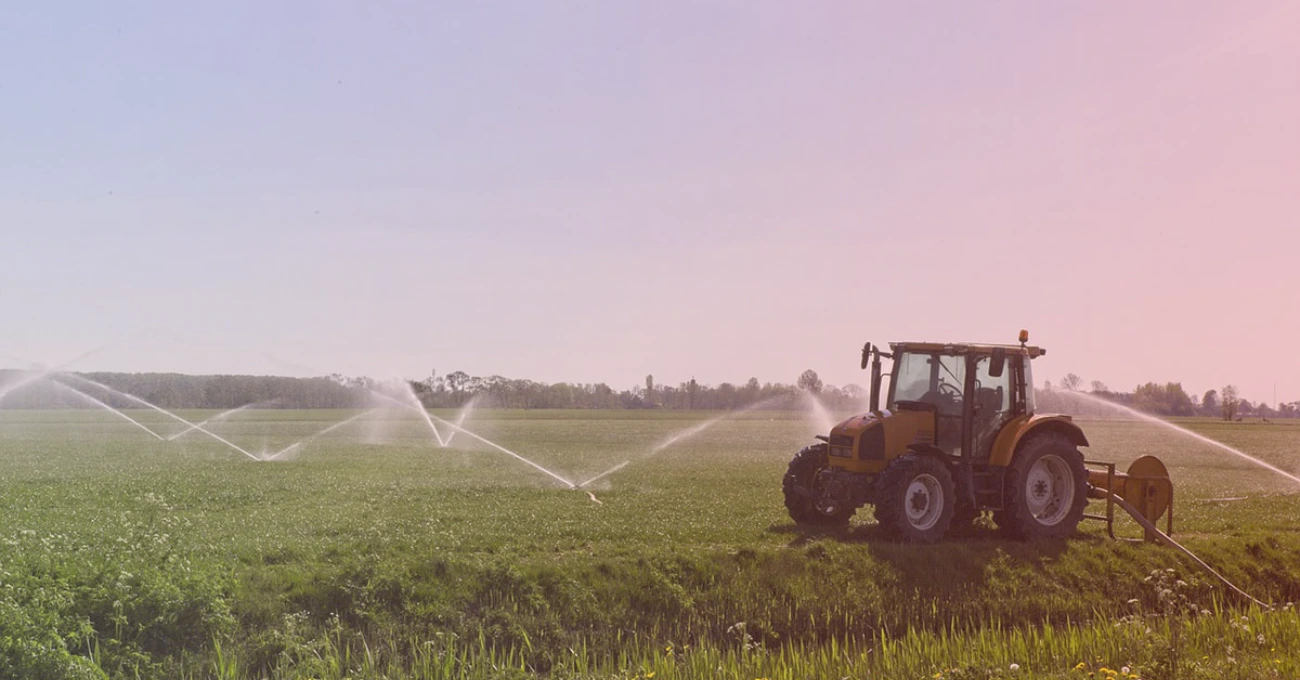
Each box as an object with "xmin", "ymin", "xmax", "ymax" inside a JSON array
[
  {"xmin": 783, "ymin": 444, "xmax": 853, "ymax": 526},
  {"xmin": 996, "ymin": 433, "xmax": 1088, "ymax": 540},
  {"xmin": 873, "ymin": 454, "xmax": 955, "ymax": 543}
]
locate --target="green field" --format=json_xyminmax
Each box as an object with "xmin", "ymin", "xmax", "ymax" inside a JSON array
[{"xmin": 1, "ymin": 409, "xmax": 1299, "ymax": 679}]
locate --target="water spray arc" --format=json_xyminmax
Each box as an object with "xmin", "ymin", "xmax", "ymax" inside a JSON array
[
  {"xmin": 441, "ymin": 395, "xmax": 478, "ymax": 447},
  {"xmin": 48, "ymin": 381, "xmax": 166, "ymax": 440},
  {"xmin": 360, "ymin": 387, "xmax": 572, "ymax": 485},
  {"xmin": 576, "ymin": 397, "xmax": 785, "ymax": 490},
  {"xmin": 0, "ymin": 370, "xmax": 55, "ymax": 405},
  {"xmin": 402, "ymin": 383, "xmax": 449, "ymax": 446},
  {"xmin": 168, "ymin": 401, "xmax": 270, "ymax": 441},
  {"xmin": 58, "ymin": 374, "xmax": 261, "ymax": 461},
  {"xmin": 0, "ymin": 342, "xmax": 116, "ymax": 404},
  {"xmin": 1068, "ymin": 391, "xmax": 1300, "ymax": 487},
  {"xmin": 424, "ymin": 412, "xmax": 576, "ymax": 488},
  {"xmin": 577, "ymin": 461, "xmax": 628, "ymax": 489},
  {"xmin": 804, "ymin": 391, "xmax": 836, "ymax": 434},
  {"xmin": 366, "ymin": 388, "xmax": 447, "ymax": 447},
  {"xmin": 264, "ymin": 409, "xmax": 380, "ymax": 461}
]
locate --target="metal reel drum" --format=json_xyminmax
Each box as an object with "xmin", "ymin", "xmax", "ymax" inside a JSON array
[{"xmin": 1123, "ymin": 455, "xmax": 1172, "ymax": 522}]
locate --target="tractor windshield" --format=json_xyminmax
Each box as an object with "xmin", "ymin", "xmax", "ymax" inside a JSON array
[{"xmin": 889, "ymin": 352, "xmax": 965, "ymax": 417}]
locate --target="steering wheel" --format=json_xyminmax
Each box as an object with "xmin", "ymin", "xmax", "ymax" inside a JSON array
[{"xmin": 919, "ymin": 382, "xmax": 962, "ymax": 409}]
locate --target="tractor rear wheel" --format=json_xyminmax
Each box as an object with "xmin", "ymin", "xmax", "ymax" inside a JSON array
[
  {"xmin": 783, "ymin": 444, "xmax": 853, "ymax": 526},
  {"xmin": 996, "ymin": 432, "xmax": 1088, "ymax": 540},
  {"xmin": 873, "ymin": 454, "xmax": 955, "ymax": 543}
]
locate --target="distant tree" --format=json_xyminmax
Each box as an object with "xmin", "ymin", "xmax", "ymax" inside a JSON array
[
  {"xmin": 687, "ymin": 378, "xmax": 699, "ymax": 409},
  {"xmin": 644, "ymin": 374, "xmax": 654, "ymax": 406},
  {"xmin": 1202, "ymin": 389, "xmax": 1219, "ymax": 416},
  {"xmin": 1221, "ymin": 385, "xmax": 1239, "ymax": 421},
  {"xmin": 741, "ymin": 377, "xmax": 760, "ymax": 405},
  {"xmin": 1132, "ymin": 382, "xmax": 1166, "ymax": 414},
  {"xmin": 797, "ymin": 369, "xmax": 823, "ymax": 394},
  {"xmin": 445, "ymin": 371, "xmax": 471, "ymax": 396},
  {"xmin": 1059, "ymin": 373, "xmax": 1083, "ymax": 392},
  {"xmin": 1131, "ymin": 382, "xmax": 1193, "ymax": 416},
  {"xmin": 423, "ymin": 369, "xmax": 442, "ymax": 395},
  {"xmin": 1165, "ymin": 383, "xmax": 1194, "ymax": 416},
  {"xmin": 1090, "ymin": 380, "xmax": 1109, "ymax": 394},
  {"xmin": 716, "ymin": 382, "xmax": 736, "ymax": 410}
]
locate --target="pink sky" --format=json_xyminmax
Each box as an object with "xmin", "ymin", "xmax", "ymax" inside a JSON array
[{"xmin": 2, "ymin": 2, "xmax": 1298, "ymax": 405}]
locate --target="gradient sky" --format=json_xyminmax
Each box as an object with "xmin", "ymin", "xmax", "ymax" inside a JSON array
[{"xmin": 2, "ymin": 2, "xmax": 1297, "ymax": 404}]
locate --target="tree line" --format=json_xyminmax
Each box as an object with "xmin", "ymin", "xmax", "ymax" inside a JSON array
[
  {"xmin": 405, "ymin": 368, "xmax": 861, "ymax": 410},
  {"xmin": 1043, "ymin": 373, "xmax": 1298, "ymax": 420},
  {"xmin": 0, "ymin": 368, "xmax": 863, "ymax": 412},
  {"xmin": 2, "ymin": 367, "xmax": 1290, "ymax": 419}
]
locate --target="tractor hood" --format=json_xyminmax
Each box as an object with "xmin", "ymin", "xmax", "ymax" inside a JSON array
[{"xmin": 831, "ymin": 411, "xmax": 884, "ymax": 437}]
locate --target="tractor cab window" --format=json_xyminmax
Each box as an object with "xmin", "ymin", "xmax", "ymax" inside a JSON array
[
  {"xmin": 972, "ymin": 354, "xmax": 1015, "ymax": 459},
  {"xmin": 1023, "ymin": 358, "xmax": 1036, "ymax": 414},
  {"xmin": 890, "ymin": 352, "xmax": 965, "ymax": 417},
  {"xmin": 891, "ymin": 352, "xmax": 931, "ymax": 405}
]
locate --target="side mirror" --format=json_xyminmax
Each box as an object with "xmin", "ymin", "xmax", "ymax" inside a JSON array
[
  {"xmin": 861, "ymin": 343, "xmax": 872, "ymax": 370},
  {"xmin": 989, "ymin": 348, "xmax": 1006, "ymax": 378}
]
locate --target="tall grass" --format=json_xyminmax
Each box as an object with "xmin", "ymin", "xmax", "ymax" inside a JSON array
[{"xmin": 198, "ymin": 603, "xmax": 1298, "ymax": 679}]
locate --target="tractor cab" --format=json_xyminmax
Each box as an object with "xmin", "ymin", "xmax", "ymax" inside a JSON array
[{"xmin": 873, "ymin": 340, "xmax": 1041, "ymax": 461}]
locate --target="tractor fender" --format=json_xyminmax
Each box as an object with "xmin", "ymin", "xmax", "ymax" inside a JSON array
[
  {"xmin": 988, "ymin": 415, "xmax": 1089, "ymax": 467},
  {"xmin": 904, "ymin": 443, "xmax": 953, "ymax": 465}
]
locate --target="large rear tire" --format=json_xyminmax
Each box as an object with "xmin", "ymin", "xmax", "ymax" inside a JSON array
[
  {"xmin": 996, "ymin": 432, "xmax": 1088, "ymax": 540},
  {"xmin": 783, "ymin": 444, "xmax": 853, "ymax": 526},
  {"xmin": 873, "ymin": 454, "xmax": 955, "ymax": 543}
]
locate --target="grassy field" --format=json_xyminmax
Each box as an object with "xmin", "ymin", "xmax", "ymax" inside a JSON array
[{"xmin": 1, "ymin": 408, "xmax": 1298, "ymax": 679}]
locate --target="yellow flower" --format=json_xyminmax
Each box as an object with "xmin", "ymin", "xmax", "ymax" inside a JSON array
[{"xmin": 1075, "ymin": 662, "xmax": 1087, "ymax": 670}]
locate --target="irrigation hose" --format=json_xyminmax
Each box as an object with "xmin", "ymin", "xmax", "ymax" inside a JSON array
[{"xmin": 1100, "ymin": 490, "xmax": 1271, "ymax": 609}]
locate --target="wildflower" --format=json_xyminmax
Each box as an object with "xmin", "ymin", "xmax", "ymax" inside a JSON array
[
  {"xmin": 1075, "ymin": 662, "xmax": 1087, "ymax": 670},
  {"xmin": 1010, "ymin": 663, "xmax": 1020, "ymax": 672},
  {"xmin": 1121, "ymin": 667, "xmax": 1130, "ymax": 675}
]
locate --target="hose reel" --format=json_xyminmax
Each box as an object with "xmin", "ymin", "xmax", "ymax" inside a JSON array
[{"xmin": 1084, "ymin": 455, "xmax": 1174, "ymax": 541}]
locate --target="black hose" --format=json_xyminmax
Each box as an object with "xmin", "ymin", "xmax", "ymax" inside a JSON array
[{"xmin": 1102, "ymin": 490, "xmax": 1270, "ymax": 608}]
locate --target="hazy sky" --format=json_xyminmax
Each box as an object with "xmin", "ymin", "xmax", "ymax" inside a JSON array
[{"xmin": 2, "ymin": 2, "xmax": 1297, "ymax": 404}]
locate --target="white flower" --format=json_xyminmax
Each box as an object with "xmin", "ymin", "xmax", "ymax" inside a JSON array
[
  {"xmin": 1121, "ymin": 667, "xmax": 1130, "ymax": 674},
  {"xmin": 1009, "ymin": 663, "xmax": 1020, "ymax": 671}
]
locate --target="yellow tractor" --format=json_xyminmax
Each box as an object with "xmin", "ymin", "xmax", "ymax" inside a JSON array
[{"xmin": 784, "ymin": 331, "xmax": 1094, "ymax": 542}]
